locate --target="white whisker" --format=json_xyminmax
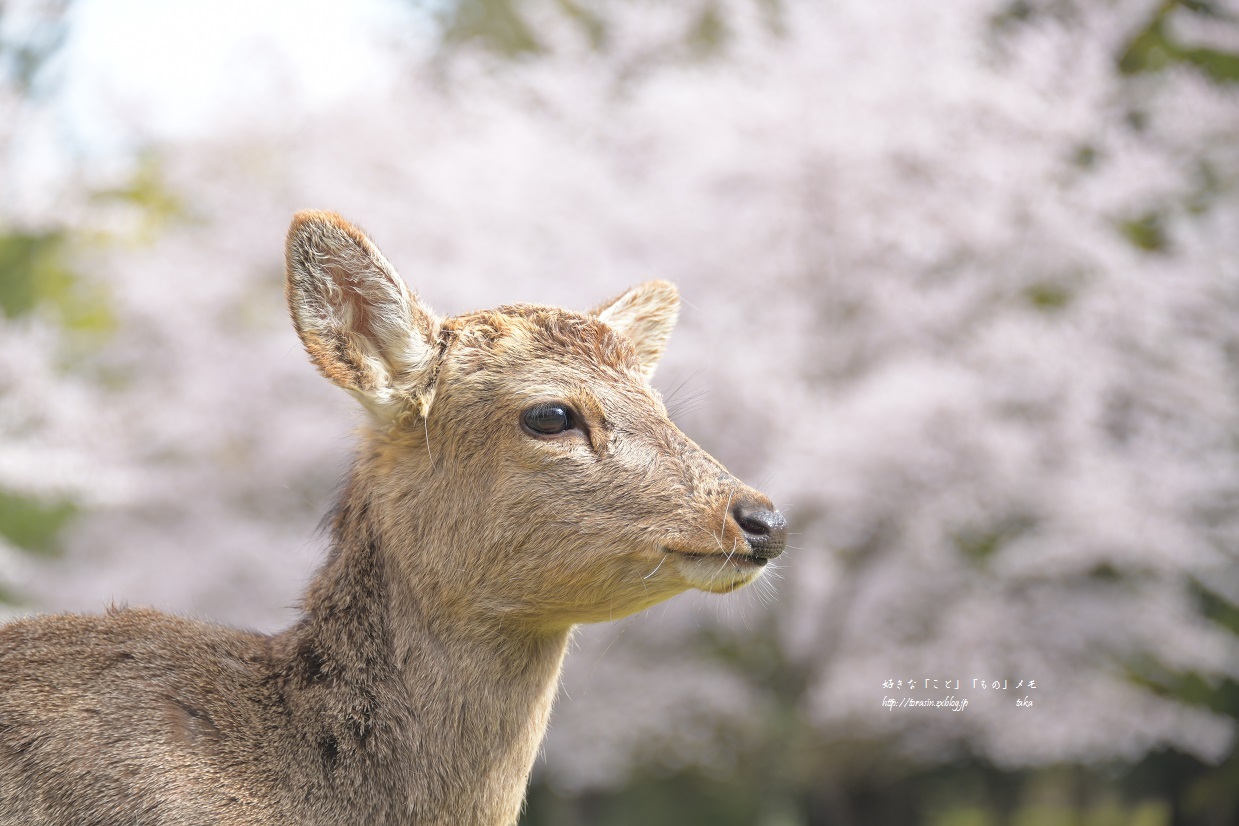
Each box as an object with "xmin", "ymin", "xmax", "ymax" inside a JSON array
[
  {"xmin": 422, "ymin": 413, "xmax": 434, "ymax": 467},
  {"xmin": 711, "ymin": 536, "xmax": 740, "ymax": 582},
  {"xmin": 643, "ymin": 555, "xmax": 667, "ymax": 580}
]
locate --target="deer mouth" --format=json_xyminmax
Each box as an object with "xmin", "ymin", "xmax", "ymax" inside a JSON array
[
  {"xmin": 660, "ymin": 545, "xmax": 767, "ymax": 594},
  {"xmin": 661, "ymin": 546, "xmax": 769, "ymax": 568}
]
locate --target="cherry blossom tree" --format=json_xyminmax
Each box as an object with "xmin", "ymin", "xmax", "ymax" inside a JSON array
[{"xmin": 2, "ymin": 0, "xmax": 1237, "ymax": 820}]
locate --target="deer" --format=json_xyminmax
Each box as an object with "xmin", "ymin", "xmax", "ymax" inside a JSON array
[{"xmin": 0, "ymin": 211, "xmax": 787, "ymax": 826}]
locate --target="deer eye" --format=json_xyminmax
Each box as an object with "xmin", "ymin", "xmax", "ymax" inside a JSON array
[{"xmin": 522, "ymin": 403, "xmax": 575, "ymax": 436}]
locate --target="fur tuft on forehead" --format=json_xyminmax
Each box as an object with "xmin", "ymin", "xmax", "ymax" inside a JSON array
[{"xmin": 444, "ymin": 305, "xmax": 645, "ymax": 376}]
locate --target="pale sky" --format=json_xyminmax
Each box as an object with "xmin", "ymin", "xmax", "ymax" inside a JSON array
[{"xmin": 57, "ymin": 0, "xmax": 427, "ymax": 151}]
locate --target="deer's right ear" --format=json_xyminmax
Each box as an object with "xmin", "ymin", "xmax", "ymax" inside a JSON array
[
  {"xmin": 285, "ymin": 211, "xmax": 441, "ymax": 420},
  {"xmin": 592, "ymin": 280, "xmax": 680, "ymax": 381}
]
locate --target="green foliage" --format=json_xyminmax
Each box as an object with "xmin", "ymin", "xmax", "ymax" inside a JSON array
[
  {"xmin": 1009, "ymin": 802, "xmax": 1169, "ymax": 826},
  {"xmin": 433, "ymin": 0, "xmax": 747, "ymax": 59},
  {"xmin": 523, "ymin": 763, "xmax": 1180, "ymax": 825},
  {"xmin": 993, "ymin": 0, "xmax": 1239, "ymax": 85},
  {"xmin": 557, "ymin": 0, "xmax": 607, "ymax": 51},
  {"xmin": 0, "ymin": 231, "xmax": 63, "ymax": 319},
  {"xmin": 0, "ymin": 489, "xmax": 76, "ymax": 558},
  {"xmin": 1118, "ymin": 212, "xmax": 1170, "ymax": 253},
  {"xmin": 1113, "ymin": 581, "xmax": 1239, "ymax": 825},
  {"xmin": 954, "ymin": 516, "xmax": 1037, "ymax": 566},
  {"xmin": 1071, "ymin": 143, "xmax": 1100, "ymax": 170},
  {"xmin": 0, "ymin": 490, "xmax": 77, "ymax": 607},
  {"xmin": 932, "ymin": 809, "xmax": 996, "ymax": 826},
  {"xmin": 0, "ymin": 230, "xmax": 114, "ymax": 333},
  {"xmin": 1118, "ymin": 0, "xmax": 1239, "ymax": 84},
  {"xmin": 439, "ymin": 0, "xmax": 554, "ymax": 55},
  {"xmin": 1024, "ymin": 281, "xmax": 1075, "ymax": 312},
  {"xmin": 91, "ymin": 154, "xmax": 189, "ymax": 242},
  {"xmin": 687, "ymin": 3, "xmax": 728, "ymax": 58},
  {"xmin": 1185, "ymin": 161, "xmax": 1224, "ymax": 216},
  {"xmin": 524, "ymin": 773, "xmax": 762, "ymax": 826}
]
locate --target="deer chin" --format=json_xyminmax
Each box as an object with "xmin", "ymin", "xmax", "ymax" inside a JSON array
[{"xmin": 660, "ymin": 545, "xmax": 768, "ymax": 594}]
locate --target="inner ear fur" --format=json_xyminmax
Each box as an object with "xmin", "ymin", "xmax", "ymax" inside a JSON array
[
  {"xmin": 592, "ymin": 280, "xmax": 680, "ymax": 380},
  {"xmin": 285, "ymin": 211, "xmax": 440, "ymax": 419}
]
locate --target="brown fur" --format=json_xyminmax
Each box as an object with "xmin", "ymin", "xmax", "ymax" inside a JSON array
[{"xmin": 0, "ymin": 211, "xmax": 785, "ymax": 825}]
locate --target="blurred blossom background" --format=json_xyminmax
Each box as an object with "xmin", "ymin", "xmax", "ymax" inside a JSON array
[{"xmin": 2, "ymin": 0, "xmax": 1239, "ymax": 822}]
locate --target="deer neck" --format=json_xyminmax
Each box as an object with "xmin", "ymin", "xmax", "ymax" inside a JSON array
[{"xmin": 285, "ymin": 470, "xmax": 571, "ymax": 825}]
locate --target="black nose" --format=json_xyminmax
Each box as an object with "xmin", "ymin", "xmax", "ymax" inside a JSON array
[{"xmin": 732, "ymin": 499, "xmax": 788, "ymax": 560}]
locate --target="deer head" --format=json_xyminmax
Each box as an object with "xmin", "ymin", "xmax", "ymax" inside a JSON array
[{"xmin": 285, "ymin": 211, "xmax": 786, "ymax": 632}]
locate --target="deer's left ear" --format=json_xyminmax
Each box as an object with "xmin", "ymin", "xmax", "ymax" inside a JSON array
[
  {"xmin": 285, "ymin": 210, "xmax": 441, "ymax": 421},
  {"xmin": 592, "ymin": 280, "xmax": 680, "ymax": 380}
]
